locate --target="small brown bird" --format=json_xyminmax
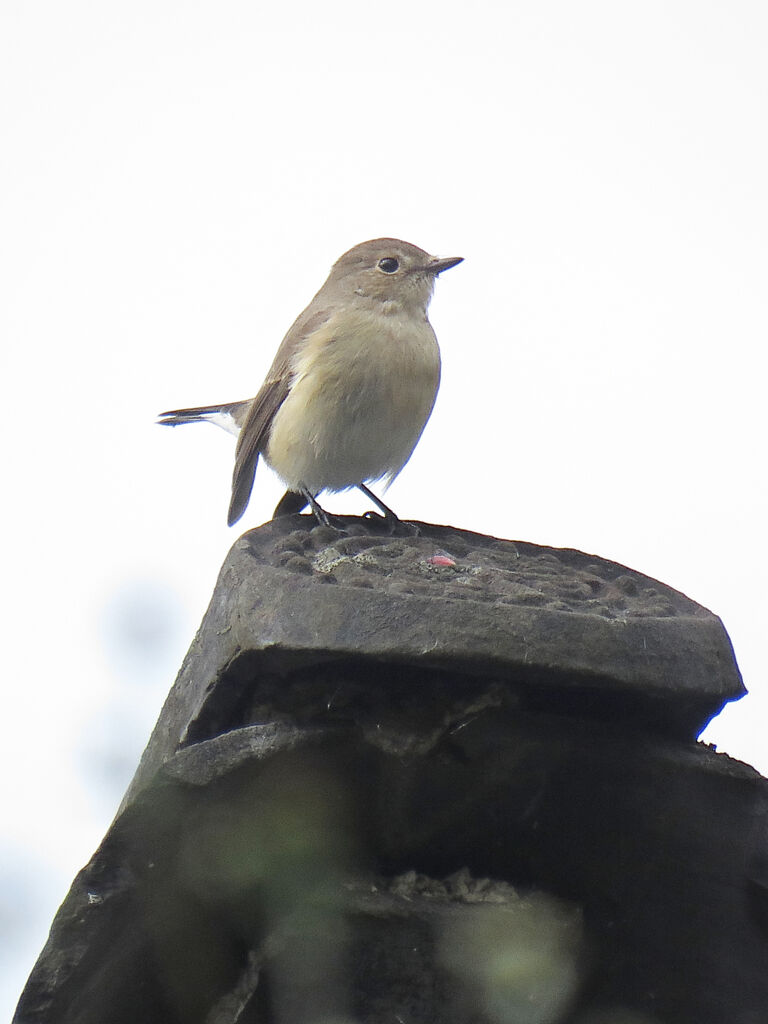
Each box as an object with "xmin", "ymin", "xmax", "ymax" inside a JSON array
[{"xmin": 159, "ymin": 238, "xmax": 462, "ymax": 527}]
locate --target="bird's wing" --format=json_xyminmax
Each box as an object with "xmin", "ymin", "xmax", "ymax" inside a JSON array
[{"xmin": 227, "ymin": 306, "xmax": 333, "ymax": 526}]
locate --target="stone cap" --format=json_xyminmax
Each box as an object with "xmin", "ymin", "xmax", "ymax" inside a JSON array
[{"xmin": 123, "ymin": 517, "xmax": 744, "ymax": 807}]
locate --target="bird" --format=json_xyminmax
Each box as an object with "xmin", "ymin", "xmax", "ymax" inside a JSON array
[{"xmin": 158, "ymin": 238, "xmax": 463, "ymax": 528}]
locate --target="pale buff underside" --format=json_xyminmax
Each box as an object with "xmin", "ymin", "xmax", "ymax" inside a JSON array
[{"xmin": 264, "ymin": 307, "xmax": 440, "ymax": 494}]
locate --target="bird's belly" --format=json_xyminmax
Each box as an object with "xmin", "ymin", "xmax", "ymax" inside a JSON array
[{"xmin": 265, "ymin": 330, "xmax": 440, "ymax": 494}]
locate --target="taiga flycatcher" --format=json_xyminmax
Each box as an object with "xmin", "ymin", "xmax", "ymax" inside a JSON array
[{"xmin": 159, "ymin": 238, "xmax": 462, "ymax": 527}]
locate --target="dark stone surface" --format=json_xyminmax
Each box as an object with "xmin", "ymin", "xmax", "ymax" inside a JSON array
[
  {"xmin": 122, "ymin": 516, "xmax": 743, "ymax": 809},
  {"xmin": 14, "ymin": 518, "xmax": 762, "ymax": 1024}
]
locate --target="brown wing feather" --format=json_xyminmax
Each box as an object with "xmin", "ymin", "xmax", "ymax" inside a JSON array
[
  {"xmin": 227, "ymin": 376, "xmax": 290, "ymax": 525},
  {"xmin": 227, "ymin": 306, "xmax": 333, "ymax": 526}
]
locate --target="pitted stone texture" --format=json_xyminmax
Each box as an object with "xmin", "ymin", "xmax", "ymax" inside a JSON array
[
  {"xmin": 266, "ymin": 524, "xmax": 680, "ymax": 620},
  {"xmin": 122, "ymin": 516, "xmax": 743, "ymax": 807}
]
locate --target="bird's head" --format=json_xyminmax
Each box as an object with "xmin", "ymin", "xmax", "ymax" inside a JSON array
[{"xmin": 326, "ymin": 238, "xmax": 463, "ymax": 313}]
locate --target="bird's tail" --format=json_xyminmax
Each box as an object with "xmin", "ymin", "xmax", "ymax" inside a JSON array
[{"xmin": 157, "ymin": 399, "xmax": 252, "ymax": 437}]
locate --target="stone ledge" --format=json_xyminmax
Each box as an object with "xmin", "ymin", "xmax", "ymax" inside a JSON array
[{"xmin": 123, "ymin": 517, "xmax": 744, "ymax": 806}]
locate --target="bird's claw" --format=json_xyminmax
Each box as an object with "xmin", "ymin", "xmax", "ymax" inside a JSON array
[{"xmin": 363, "ymin": 511, "xmax": 419, "ymax": 537}]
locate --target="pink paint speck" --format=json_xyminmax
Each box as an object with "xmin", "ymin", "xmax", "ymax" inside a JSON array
[{"xmin": 427, "ymin": 554, "xmax": 457, "ymax": 567}]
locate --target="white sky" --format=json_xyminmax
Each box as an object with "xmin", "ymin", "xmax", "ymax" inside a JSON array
[{"xmin": 2, "ymin": 1, "xmax": 767, "ymax": 1016}]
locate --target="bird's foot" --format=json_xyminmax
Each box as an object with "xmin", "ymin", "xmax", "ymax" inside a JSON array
[
  {"xmin": 363, "ymin": 510, "xmax": 420, "ymax": 537},
  {"xmin": 307, "ymin": 504, "xmax": 349, "ymax": 535},
  {"xmin": 357, "ymin": 484, "xmax": 419, "ymax": 536},
  {"xmin": 324, "ymin": 514, "xmax": 350, "ymax": 534}
]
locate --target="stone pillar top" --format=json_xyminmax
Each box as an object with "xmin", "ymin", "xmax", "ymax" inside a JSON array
[{"xmin": 123, "ymin": 517, "xmax": 744, "ymax": 808}]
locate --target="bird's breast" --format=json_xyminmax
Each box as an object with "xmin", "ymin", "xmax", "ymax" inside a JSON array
[{"xmin": 264, "ymin": 309, "xmax": 440, "ymax": 492}]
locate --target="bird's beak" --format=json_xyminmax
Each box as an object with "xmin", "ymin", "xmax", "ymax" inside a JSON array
[{"xmin": 429, "ymin": 255, "xmax": 464, "ymax": 274}]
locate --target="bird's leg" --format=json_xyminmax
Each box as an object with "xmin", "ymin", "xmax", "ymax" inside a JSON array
[
  {"xmin": 302, "ymin": 488, "xmax": 339, "ymax": 529},
  {"xmin": 358, "ymin": 484, "xmax": 398, "ymax": 521},
  {"xmin": 273, "ymin": 487, "xmax": 347, "ymax": 531},
  {"xmin": 357, "ymin": 484, "xmax": 420, "ymax": 536}
]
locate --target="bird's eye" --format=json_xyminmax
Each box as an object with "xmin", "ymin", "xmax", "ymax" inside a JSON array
[{"xmin": 378, "ymin": 257, "xmax": 399, "ymax": 274}]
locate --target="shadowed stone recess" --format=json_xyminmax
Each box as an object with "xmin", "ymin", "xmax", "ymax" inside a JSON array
[{"xmin": 14, "ymin": 517, "xmax": 763, "ymax": 1024}]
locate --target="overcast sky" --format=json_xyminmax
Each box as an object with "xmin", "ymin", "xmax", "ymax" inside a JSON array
[{"xmin": 2, "ymin": 1, "xmax": 767, "ymax": 1016}]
